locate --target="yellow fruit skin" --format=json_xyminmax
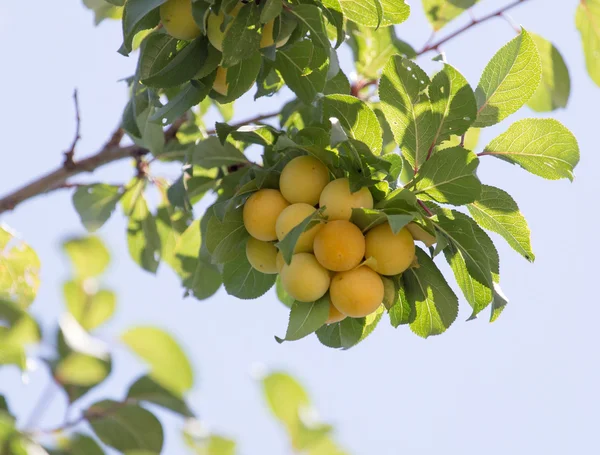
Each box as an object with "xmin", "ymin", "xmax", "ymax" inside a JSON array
[
  {"xmin": 206, "ymin": 4, "xmax": 243, "ymax": 51},
  {"xmin": 326, "ymin": 302, "xmax": 346, "ymax": 324},
  {"xmin": 406, "ymin": 222, "xmax": 437, "ymax": 247},
  {"xmin": 243, "ymin": 189, "xmax": 290, "ymax": 241},
  {"xmin": 313, "ymin": 220, "xmax": 365, "ymax": 272},
  {"xmin": 260, "ymin": 20, "xmax": 291, "ymax": 48},
  {"xmin": 279, "ymin": 156, "xmax": 330, "ymax": 206},
  {"xmin": 281, "ymin": 253, "xmax": 331, "ymax": 303},
  {"xmin": 246, "ymin": 238, "xmax": 278, "ymax": 274},
  {"xmin": 213, "ymin": 67, "xmax": 228, "ymax": 96},
  {"xmin": 365, "ymin": 223, "xmax": 415, "ymax": 276},
  {"xmin": 275, "ymin": 203, "xmax": 322, "ymax": 253},
  {"xmin": 319, "ymin": 178, "xmax": 373, "ymax": 221},
  {"xmin": 276, "ymin": 251, "xmax": 285, "ymax": 273},
  {"xmin": 160, "ymin": 0, "xmax": 202, "ymax": 40},
  {"xmin": 330, "ymin": 266, "xmax": 384, "ymax": 318}
]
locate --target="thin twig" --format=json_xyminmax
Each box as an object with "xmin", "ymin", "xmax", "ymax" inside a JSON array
[
  {"xmin": 460, "ymin": 134, "xmax": 466, "ymax": 147},
  {"xmin": 206, "ymin": 111, "xmax": 281, "ymax": 135},
  {"xmin": 418, "ymin": 200, "xmax": 434, "ymax": 217},
  {"xmin": 63, "ymin": 90, "xmax": 81, "ymax": 170},
  {"xmin": 417, "ymin": 0, "xmax": 530, "ymax": 56},
  {"xmin": 30, "ymin": 399, "xmax": 134, "ymax": 436},
  {"xmin": 23, "ymin": 380, "xmax": 57, "ymax": 431}
]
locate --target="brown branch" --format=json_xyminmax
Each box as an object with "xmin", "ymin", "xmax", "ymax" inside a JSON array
[
  {"xmin": 63, "ymin": 90, "xmax": 82, "ymax": 170},
  {"xmin": 417, "ymin": 0, "xmax": 530, "ymax": 56},
  {"xmin": 0, "ymin": 110, "xmax": 281, "ymax": 215},
  {"xmin": 0, "ymin": 138, "xmax": 145, "ymax": 215}
]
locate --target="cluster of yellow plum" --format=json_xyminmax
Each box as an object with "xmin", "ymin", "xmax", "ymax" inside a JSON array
[
  {"xmin": 243, "ymin": 155, "xmax": 418, "ymax": 325},
  {"xmin": 160, "ymin": 0, "xmax": 288, "ymax": 96}
]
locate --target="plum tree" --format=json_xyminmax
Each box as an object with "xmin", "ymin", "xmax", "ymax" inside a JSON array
[
  {"xmin": 206, "ymin": 3, "xmax": 243, "ymax": 52},
  {"xmin": 279, "ymin": 156, "xmax": 330, "ymax": 205},
  {"xmin": 280, "ymin": 253, "xmax": 331, "ymax": 302},
  {"xmin": 406, "ymin": 222, "xmax": 437, "ymax": 247},
  {"xmin": 246, "ymin": 237, "xmax": 278, "ymax": 274},
  {"xmin": 365, "ymin": 223, "xmax": 415, "ymax": 276},
  {"xmin": 243, "ymin": 189, "xmax": 289, "ymax": 241},
  {"xmin": 319, "ymin": 178, "xmax": 373, "ymax": 221},
  {"xmin": 276, "ymin": 203, "xmax": 322, "ymax": 253},
  {"xmin": 326, "ymin": 303, "xmax": 346, "ymax": 324},
  {"xmin": 329, "ymin": 266, "xmax": 384, "ymax": 318},
  {"xmin": 160, "ymin": 0, "xmax": 201, "ymax": 40},
  {"xmin": 313, "ymin": 220, "xmax": 365, "ymax": 272},
  {"xmin": 212, "ymin": 67, "xmax": 228, "ymax": 96}
]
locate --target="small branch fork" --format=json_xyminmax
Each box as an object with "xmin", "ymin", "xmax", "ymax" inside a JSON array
[
  {"xmin": 63, "ymin": 90, "xmax": 81, "ymax": 170},
  {"xmin": 0, "ymin": 0, "xmax": 531, "ymax": 216}
]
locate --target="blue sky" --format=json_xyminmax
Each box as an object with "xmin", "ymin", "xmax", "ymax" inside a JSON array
[{"xmin": 1, "ymin": 1, "xmax": 599, "ymax": 454}]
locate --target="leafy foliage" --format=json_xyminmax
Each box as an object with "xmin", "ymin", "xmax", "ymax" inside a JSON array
[{"xmin": 0, "ymin": 0, "xmax": 591, "ymax": 452}]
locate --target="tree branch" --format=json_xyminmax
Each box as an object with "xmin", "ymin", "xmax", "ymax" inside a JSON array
[
  {"xmin": 417, "ymin": 0, "xmax": 530, "ymax": 56},
  {"xmin": 0, "ymin": 111, "xmax": 281, "ymax": 215}
]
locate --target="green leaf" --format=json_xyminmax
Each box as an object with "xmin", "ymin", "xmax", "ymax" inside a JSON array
[
  {"xmin": 88, "ymin": 400, "xmax": 164, "ymax": 453},
  {"xmin": 403, "ymin": 248, "xmax": 458, "ymax": 338},
  {"xmin": 211, "ymin": 52, "xmax": 263, "ymax": 104},
  {"xmin": 151, "ymin": 80, "xmax": 211, "ymax": 124},
  {"xmin": 430, "ymin": 64, "xmax": 477, "ymax": 147},
  {"xmin": 276, "ymin": 209, "xmax": 324, "ymax": 265},
  {"xmin": 576, "ymin": 0, "xmax": 600, "ymax": 87},
  {"xmin": 54, "ymin": 433, "xmax": 106, "ymax": 455},
  {"xmin": 481, "ymin": 118, "xmax": 580, "ymax": 181},
  {"xmin": 379, "ymin": 56, "xmax": 436, "ymax": 168},
  {"xmin": 0, "ymin": 299, "xmax": 41, "ymax": 369},
  {"xmin": 53, "ymin": 325, "xmax": 111, "ymax": 403},
  {"xmin": 262, "ymin": 372, "xmax": 330, "ymax": 449},
  {"xmin": 323, "ymin": 95, "xmax": 383, "ymax": 154},
  {"xmin": 261, "ymin": 0, "xmax": 283, "ymax": 23},
  {"xmin": 348, "ymin": 23, "xmax": 416, "ymax": 79},
  {"xmin": 119, "ymin": 0, "xmax": 164, "ymax": 55},
  {"xmin": 123, "ymin": 190, "xmax": 161, "ymax": 274},
  {"xmin": 490, "ymin": 284, "xmax": 509, "ymax": 322},
  {"xmin": 63, "ymin": 236, "xmax": 110, "ymax": 278},
  {"xmin": 434, "ymin": 209, "xmax": 498, "ymax": 288},
  {"xmin": 83, "ymin": 0, "xmax": 123, "ymax": 25},
  {"xmin": 0, "ymin": 227, "xmax": 41, "ymax": 309},
  {"xmin": 336, "ymin": 0, "xmax": 383, "ymax": 28},
  {"xmin": 275, "ymin": 40, "xmax": 329, "ymax": 105},
  {"xmin": 277, "ymin": 296, "xmax": 330, "ymax": 342},
  {"xmin": 468, "ymin": 185, "xmax": 535, "ymax": 262},
  {"xmin": 222, "ymin": 249, "xmax": 276, "ymax": 299},
  {"xmin": 379, "ymin": 0, "xmax": 411, "ymax": 26},
  {"xmin": 527, "ymin": 33, "xmax": 570, "ymax": 112},
  {"xmin": 73, "ymin": 184, "xmax": 122, "ymax": 232},
  {"xmin": 474, "ymin": 30, "xmax": 542, "ymax": 127},
  {"xmin": 413, "ymin": 146, "xmax": 481, "ymax": 205},
  {"xmin": 422, "ymin": 0, "xmax": 478, "ymax": 30},
  {"xmin": 316, "ymin": 306, "xmax": 384, "ymax": 349},
  {"xmin": 289, "ymin": 5, "xmax": 331, "ymax": 49},
  {"xmin": 63, "ymin": 281, "xmax": 116, "ymax": 331},
  {"xmin": 205, "ymin": 207, "xmax": 249, "ymax": 263},
  {"xmin": 139, "ymin": 35, "xmax": 208, "ymax": 88},
  {"xmin": 192, "ymin": 137, "xmax": 248, "ymax": 168},
  {"xmin": 388, "ymin": 278, "xmax": 412, "ymax": 327},
  {"xmin": 55, "ymin": 353, "xmax": 110, "ymax": 387},
  {"xmin": 127, "ymin": 375, "xmax": 194, "ymax": 417},
  {"xmin": 183, "ymin": 426, "xmax": 236, "ymax": 455},
  {"xmin": 350, "ymin": 208, "xmax": 414, "ymax": 234},
  {"xmin": 222, "ymin": 4, "xmax": 261, "ymax": 68},
  {"xmin": 121, "ymin": 326, "xmax": 194, "ymax": 396}
]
